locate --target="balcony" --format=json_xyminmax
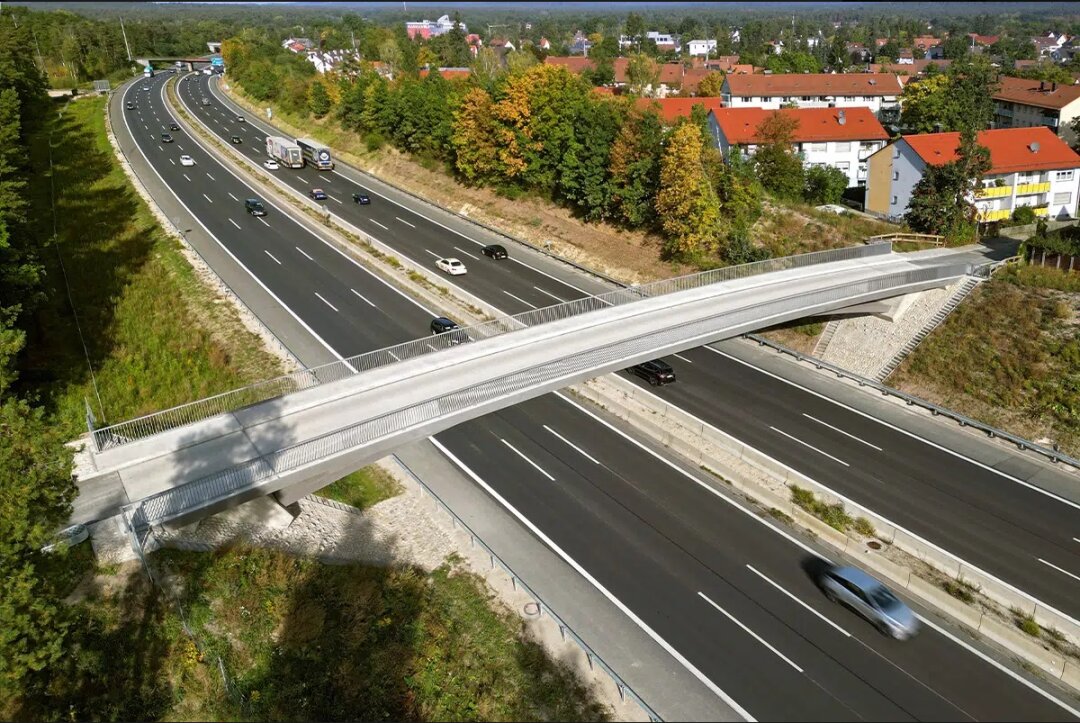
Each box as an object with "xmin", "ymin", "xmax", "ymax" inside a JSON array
[
  {"xmin": 976, "ymin": 186, "xmax": 1011, "ymax": 199},
  {"xmin": 1035, "ymin": 206, "xmax": 1049, "ymax": 217},
  {"xmin": 977, "ymin": 208, "xmax": 1012, "ymax": 222},
  {"xmin": 1016, "ymin": 182, "xmax": 1051, "ymax": 195}
]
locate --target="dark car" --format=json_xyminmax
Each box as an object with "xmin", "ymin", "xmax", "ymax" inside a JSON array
[
  {"xmin": 430, "ymin": 316, "xmax": 470, "ymax": 345},
  {"xmin": 244, "ymin": 198, "xmax": 267, "ymax": 216},
  {"xmin": 125, "ymin": 101, "xmax": 135, "ymax": 110},
  {"xmin": 230, "ymin": 134, "xmax": 242, "ymax": 144},
  {"xmin": 310, "ymin": 188, "xmax": 328, "ymax": 201},
  {"xmin": 170, "ymin": 122, "xmax": 180, "ymax": 131},
  {"xmin": 352, "ymin": 192, "xmax": 371, "ymax": 205},
  {"xmin": 627, "ymin": 359, "xmax": 676, "ymax": 386},
  {"xmin": 161, "ymin": 133, "xmax": 174, "ymax": 143},
  {"xmin": 481, "ymin": 244, "xmax": 508, "ymax": 260}
]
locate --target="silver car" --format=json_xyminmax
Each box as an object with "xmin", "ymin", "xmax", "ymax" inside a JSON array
[{"xmin": 818, "ymin": 564, "xmax": 920, "ymax": 639}]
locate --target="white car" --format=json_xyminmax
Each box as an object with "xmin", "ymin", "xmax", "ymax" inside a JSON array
[
  {"xmin": 179, "ymin": 154, "xmax": 196, "ymax": 167},
  {"xmin": 263, "ymin": 159, "xmax": 280, "ymax": 170},
  {"xmin": 142, "ymin": 85, "xmax": 150, "ymax": 91},
  {"xmin": 236, "ymin": 115, "xmax": 245, "ymax": 123},
  {"xmin": 436, "ymin": 258, "xmax": 467, "ymax": 276}
]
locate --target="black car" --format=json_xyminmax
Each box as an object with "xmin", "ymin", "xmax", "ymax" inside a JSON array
[
  {"xmin": 230, "ymin": 134, "xmax": 242, "ymax": 144},
  {"xmin": 125, "ymin": 101, "xmax": 135, "ymax": 110},
  {"xmin": 481, "ymin": 244, "xmax": 508, "ymax": 260},
  {"xmin": 352, "ymin": 192, "xmax": 371, "ymax": 205},
  {"xmin": 310, "ymin": 188, "xmax": 328, "ymax": 201},
  {"xmin": 627, "ymin": 359, "xmax": 676, "ymax": 386},
  {"xmin": 430, "ymin": 317, "xmax": 470, "ymax": 345},
  {"xmin": 244, "ymin": 198, "xmax": 267, "ymax": 216},
  {"xmin": 169, "ymin": 122, "xmax": 180, "ymax": 131}
]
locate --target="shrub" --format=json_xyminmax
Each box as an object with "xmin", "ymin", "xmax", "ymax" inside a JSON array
[
  {"xmin": 942, "ymin": 579, "xmax": 978, "ymax": 603},
  {"xmin": 1010, "ymin": 205, "xmax": 1037, "ymax": 226},
  {"xmin": 365, "ymin": 132, "xmax": 385, "ymax": 152},
  {"xmin": 1019, "ymin": 616, "xmax": 1041, "ymax": 637},
  {"xmin": 803, "ymin": 165, "xmax": 849, "ymax": 205},
  {"xmin": 852, "ymin": 517, "xmax": 875, "ymax": 537}
]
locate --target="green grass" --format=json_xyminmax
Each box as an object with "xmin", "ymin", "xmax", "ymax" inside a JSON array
[
  {"xmin": 942, "ymin": 579, "xmax": 980, "ymax": 604},
  {"xmin": 18, "ymin": 95, "xmax": 285, "ymax": 439},
  {"xmin": 791, "ymin": 485, "xmax": 869, "ymax": 535},
  {"xmin": 318, "ymin": 465, "xmax": 402, "ymax": 510}
]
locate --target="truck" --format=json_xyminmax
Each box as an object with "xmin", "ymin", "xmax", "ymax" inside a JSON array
[
  {"xmin": 295, "ymin": 137, "xmax": 334, "ymax": 170},
  {"xmin": 266, "ymin": 136, "xmax": 303, "ymax": 169},
  {"xmin": 143, "ymin": 64, "xmax": 154, "ymax": 78}
]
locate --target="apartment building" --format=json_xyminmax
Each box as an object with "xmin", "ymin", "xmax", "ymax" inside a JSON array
[
  {"xmin": 992, "ymin": 76, "xmax": 1080, "ymax": 146},
  {"xmin": 720, "ymin": 73, "xmax": 903, "ymax": 119},
  {"xmin": 709, "ymin": 106, "xmax": 889, "ymax": 187},
  {"xmin": 866, "ymin": 126, "xmax": 1080, "ymax": 222}
]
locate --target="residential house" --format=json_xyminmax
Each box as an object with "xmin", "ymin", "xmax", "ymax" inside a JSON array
[
  {"xmin": 896, "ymin": 49, "xmax": 915, "ymax": 64},
  {"xmin": 305, "ymin": 49, "xmax": 360, "ymax": 74},
  {"xmin": 406, "ymin": 14, "xmax": 465, "ymax": 40},
  {"xmin": 647, "ymin": 31, "xmax": 680, "ymax": 53},
  {"xmin": 967, "ymin": 33, "xmax": 1000, "ymax": 48},
  {"xmin": 868, "ymin": 59, "xmax": 951, "ymax": 82},
  {"xmin": 992, "ymin": 76, "xmax": 1080, "ymax": 145},
  {"xmin": 846, "ymin": 43, "xmax": 872, "ymax": 63},
  {"xmin": 689, "ymin": 55, "xmax": 741, "ymax": 70},
  {"xmin": 866, "ymin": 126, "xmax": 1080, "ymax": 221},
  {"xmin": 282, "ymin": 37, "xmax": 313, "ymax": 53},
  {"xmin": 636, "ymin": 96, "xmax": 723, "ymax": 124},
  {"xmin": 418, "ymin": 67, "xmax": 471, "ymax": 80},
  {"xmin": 709, "ymin": 106, "xmax": 888, "ymax": 187},
  {"xmin": 543, "ymin": 56, "xmax": 595, "ymax": 74},
  {"xmin": 687, "ymin": 39, "xmax": 718, "ymax": 57},
  {"xmin": 731, "ymin": 28, "xmax": 741, "ymax": 44},
  {"xmin": 489, "ymin": 38, "xmax": 516, "ymax": 52},
  {"xmin": 913, "ymin": 36, "xmax": 943, "ymax": 55},
  {"xmin": 539, "ymin": 37, "xmax": 551, "ymax": 50},
  {"xmin": 569, "ymin": 31, "xmax": 593, "ymax": 56},
  {"xmin": 720, "ymin": 73, "xmax": 903, "ymax": 120},
  {"xmin": 545, "ymin": 57, "xmax": 709, "ymax": 97},
  {"xmin": 767, "ymin": 39, "xmax": 785, "ymax": 55}
]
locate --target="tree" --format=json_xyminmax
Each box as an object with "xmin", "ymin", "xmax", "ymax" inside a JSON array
[
  {"xmin": 451, "ymin": 87, "xmax": 504, "ymax": 185},
  {"xmin": 905, "ymin": 128, "xmax": 991, "ymax": 244},
  {"xmin": 803, "ymin": 165, "xmax": 849, "ymax": 205},
  {"xmin": 764, "ymin": 50, "xmax": 822, "ymax": 74},
  {"xmin": 697, "ymin": 71, "xmax": 725, "ymax": 97},
  {"xmin": 624, "ymin": 12, "xmax": 645, "ymax": 51},
  {"xmin": 942, "ymin": 34, "xmax": 971, "ymax": 60},
  {"xmin": 607, "ymin": 108, "xmax": 665, "ymax": 227},
  {"xmin": 378, "ymin": 37, "xmax": 404, "ymax": 77},
  {"xmin": 626, "ymin": 53, "xmax": 659, "ymax": 96},
  {"xmin": 900, "ymin": 73, "xmax": 951, "ymax": 133},
  {"xmin": 751, "ymin": 113, "xmax": 805, "ymax": 200},
  {"xmin": 307, "ymin": 80, "xmax": 331, "ymax": 118},
  {"xmin": 900, "ymin": 55, "xmax": 998, "ymax": 134},
  {"xmin": 471, "ymin": 47, "xmax": 503, "ymax": 92},
  {"xmin": 655, "ymin": 122, "xmax": 721, "ymax": 259},
  {"xmin": 558, "ymin": 97, "xmax": 623, "ymax": 220},
  {"xmin": 708, "ymin": 151, "xmax": 764, "ymax": 260}
]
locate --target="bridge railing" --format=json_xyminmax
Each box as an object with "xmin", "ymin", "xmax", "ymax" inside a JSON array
[
  {"xmin": 131, "ymin": 263, "xmax": 965, "ymax": 527},
  {"xmin": 92, "ymin": 243, "xmax": 890, "ymax": 452}
]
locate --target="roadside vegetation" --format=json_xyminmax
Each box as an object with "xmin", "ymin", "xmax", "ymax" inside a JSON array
[{"xmin": 318, "ymin": 465, "xmax": 402, "ymax": 509}]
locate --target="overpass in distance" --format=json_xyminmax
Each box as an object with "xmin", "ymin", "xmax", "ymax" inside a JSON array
[{"xmin": 78, "ymin": 242, "xmax": 973, "ymax": 531}]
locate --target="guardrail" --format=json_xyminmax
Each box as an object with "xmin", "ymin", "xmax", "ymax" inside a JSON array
[
  {"xmin": 129, "ymin": 264, "xmax": 966, "ymax": 528},
  {"xmin": 92, "ymin": 243, "xmax": 890, "ymax": 451},
  {"xmin": 866, "ymin": 233, "xmax": 944, "ymax": 247}
]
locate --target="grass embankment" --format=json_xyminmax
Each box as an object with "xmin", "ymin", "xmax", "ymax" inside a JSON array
[
  {"xmin": 20, "ymin": 548, "xmax": 609, "ymax": 721},
  {"xmin": 892, "ymin": 264, "xmax": 1080, "ymax": 456},
  {"xmin": 318, "ymin": 465, "xmax": 402, "ymax": 509}
]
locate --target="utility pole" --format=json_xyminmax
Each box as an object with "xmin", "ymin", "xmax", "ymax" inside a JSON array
[{"xmin": 120, "ymin": 16, "xmax": 132, "ymax": 62}]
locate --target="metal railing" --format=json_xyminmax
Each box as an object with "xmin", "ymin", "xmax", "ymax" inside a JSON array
[
  {"xmin": 92, "ymin": 243, "xmax": 890, "ymax": 451},
  {"xmin": 866, "ymin": 233, "xmax": 944, "ymax": 247},
  {"xmin": 129, "ymin": 264, "xmax": 965, "ymax": 528}
]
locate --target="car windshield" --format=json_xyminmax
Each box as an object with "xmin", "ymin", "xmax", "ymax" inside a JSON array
[{"xmin": 868, "ymin": 585, "xmax": 902, "ymax": 611}]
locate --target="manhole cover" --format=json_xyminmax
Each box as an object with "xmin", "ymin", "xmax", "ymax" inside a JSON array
[
  {"xmin": 866, "ymin": 540, "xmax": 882, "ymax": 551},
  {"xmin": 523, "ymin": 602, "xmax": 540, "ymax": 617}
]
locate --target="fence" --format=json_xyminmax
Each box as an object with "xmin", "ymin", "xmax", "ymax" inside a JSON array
[
  {"xmin": 866, "ymin": 233, "xmax": 944, "ymax": 247},
  {"xmin": 129, "ymin": 264, "xmax": 966, "ymax": 529},
  {"xmin": 92, "ymin": 243, "xmax": 890, "ymax": 452}
]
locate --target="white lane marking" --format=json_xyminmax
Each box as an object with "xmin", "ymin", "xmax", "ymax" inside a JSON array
[
  {"xmin": 707, "ymin": 346, "xmax": 1080, "ymax": 514},
  {"xmin": 177, "ymin": 144, "xmax": 184, "ymax": 150},
  {"xmin": 264, "ymin": 250, "xmax": 281, "ymax": 265},
  {"xmin": 770, "ymin": 426, "xmax": 849, "ymax": 467},
  {"xmin": 322, "ymin": 176, "xmax": 332, "ymax": 183},
  {"xmin": 143, "ymin": 123, "xmax": 148, "ymax": 129},
  {"xmin": 350, "ymin": 289, "xmax": 376, "ymax": 308},
  {"xmin": 673, "ymin": 353, "xmax": 694, "ymax": 364},
  {"xmin": 314, "ymin": 292, "xmax": 338, "ymax": 312},
  {"xmin": 228, "ymin": 192, "xmax": 238, "ymax": 201},
  {"xmin": 254, "ymin": 135, "xmax": 262, "ymax": 141},
  {"xmin": 295, "ymin": 246, "xmax": 314, "ymax": 261},
  {"xmin": 169, "ymin": 158, "xmax": 175, "ymax": 165},
  {"xmin": 182, "ymin": 173, "xmax": 191, "ymax": 182},
  {"xmin": 395, "ymin": 216, "xmax": 416, "ymax": 228},
  {"xmin": 500, "ymin": 438, "xmax": 556, "ymax": 481},
  {"xmin": 503, "ymin": 290, "xmax": 538, "ymax": 309},
  {"xmin": 328, "ymin": 194, "xmax": 343, "ymax": 204},
  {"xmin": 1074, "ymin": 538, "xmax": 1080, "ymax": 544},
  {"xmin": 202, "ymin": 193, "xmax": 213, "ymax": 203},
  {"xmin": 370, "ymin": 219, "xmax": 388, "ymax": 230},
  {"xmin": 423, "ymin": 249, "xmax": 442, "ymax": 259},
  {"xmin": 257, "ymin": 216, "xmax": 270, "ymax": 227},
  {"xmin": 296, "ymin": 176, "xmax": 308, "ymax": 184},
  {"xmin": 429, "ymin": 437, "xmax": 755, "ymax": 720},
  {"xmin": 1038, "ymin": 558, "xmax": 1080, "ymax": 583},
  {"xmin": 745, "ymin": 565, "xmax": 850, "ymax": 637},
  {"xmin": 453, "ymin": 245, "xmax": 479, "ymax": 260},
  {"xmin": 205, "ymin": 172, "xmax": 215, "ymax": 181},
  {"xmin": 543, "ymin": 425, "xmax": 600, "ymax": 465},
  {"xmin": 698, "ymin": 591, "xmax": 803, "ymax": 673},
  {"xmin": 158, "ymin": 145, "xmax": 164, "ymax": 152},
  {"xmin": 251, "ymin": 146, "xmax": 261, "ymax": 154},
  {"xmin": 534, "ymin": 286, "xmax": 566, "ymax": 303},
  {"xmin": 802, "ymin": 413, "xmax": 883, "ymax": 452},
  {"xmin": 228, "ymin": 218, "xmax": 240, "ymax": 229}
]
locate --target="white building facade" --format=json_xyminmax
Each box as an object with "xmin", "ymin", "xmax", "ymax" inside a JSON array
[
  {"xmin": 686, "ymin": 39, "xmax": 718, "ymax": 56},
  {"xmin": 721, "ymin": 73, "xmax": 903, "ymax": 116}
]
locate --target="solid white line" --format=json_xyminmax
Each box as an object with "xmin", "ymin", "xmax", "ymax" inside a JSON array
[
  {"xmin": 1037, "ymin": 558, "xmax": 1080, "ymax": 583},
  {"xmin": 350, "ymin": 289, "xmax": 376, "ymax": 308},
  {"xmin": 453, "ymin": 245, "xmax": 480, "ymax": 260},
  {"xmin": 228, "ymin": 218, "xmax": 240, "ymax": 229},
  {"xmin": 396, "ymin": 216, "xmax": 416, "ymax": 228},
  {"xmin": 296, "ymin": 176, "xmax": 308, "ymax": 184},
  {"xmin": 428, "ymin": 436, "xmax": 754, "ymax": 720},
  {"xmin": 257, "ymin": 216, "xmax": 270, "ymax": 227},
  {"xmin": 205, "ymin": 172, "xmax": 215, "ymax": 181},
  {"xmin": 503, "ymin": 290, "xmax": 538, "ymax": 309},
  {"xmin": 745, "ymin": 565, "xmax": 851, "ymax": 637},
  {"xmin": 423, "ymin": 248, "xmax": 442, "ymax": 259},
  {"xmin": 264, "ymin": 250, "xmax": 281, "ymax": 265},
  {"xmin": 328, "ymin": 194, "xmax": 343, "ymax": 204},
  {"xmin": 543, "ymin": 425, "xmax": 600, "ymax": 465},
  {"xmin": 770, "ymin": 426, "xmax": 849, "ymax": 467},
  {"xmin": 802, "ymin": 413, "xmax": 883, "ymax": 451},
  {"xmin": 202, "ymin": 193, "xmax": 213, "ymax": 203},
  {"xmin": 534, "ymin": 286, "xmax": 566, "ymax": 303},
  {"xmin": 500, "ymin": 438, "xmax": 556, "ymax": 481},
  {"xmin": 295, "ymin": 246, "xmax": 314, "ymax": 261},
  {"xmin": 697, "ymin": 591, "xmax": 803, "ymax": 673},
  {"xmin": 314, "ymin": 292, "xmax": 338, "ymax": 312},
  {"xmin": 182, "ymin": 173, "xmax": 191, "ymax": 182},
  {"xmin": 370, "ymin": 219, "xmax": 388, "ymax": 230},
  {"xmin": 673, "ymin": 353, "xmax": 694, "ymax": 364},
  {"xmin": 228, "ymin": 192, "xmax": 238, "ymax": 201}
]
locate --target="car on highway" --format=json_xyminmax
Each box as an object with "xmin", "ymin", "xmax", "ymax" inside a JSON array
[
  {"xmin": 244, "ymin": 198, "xmax": 267, "ymax": 216},
  {"xmin": 202, "ymin": 98, "xmax": 211, "ymax": 106},
  {"xmin": 310, "ymin": 188, "xmax": 328, "ymax": 201},
  {"xmin": 263, "ymin": 159, "xmax": 280, "ymax": 170},
  {"xmin": 179, "ymin": 154, "xmax": 196, "ymax": 167},
  {"xmin": 817, "ymin": 564, "xmax": 920, "ymax": 640},
  {"xmin": 236, "ymin": 115, "xmax": 245, "ymax": 123},
  {"xmin": 161, "ymin": 133, "xmax": 174, "ymax": 143},
  {"xmin": 169, "ymin": 122, "xmax": 180, "ymax": 131},
  {"xmin": 142, "ymin": 84, "xmax": 150, "ymax": 91},
  {"xmin": 125, "ymin": 101, "xmax": 135, "ymax": 110},
  {"xmin": 436, "ymin": 257, "xmax": 467, "ymax": 276},
  {"xmin": 352, "ymin": 192, "xmax": 371, "ymax": 205},
  {"xmin": 430, "ymin": 316, "xmax": 470, "ymax": 345},
  {"xmin": 627, "ymin": 359, "xmax": 676, "ymax": 386},
  {"xmin": 230, "ymin": 134, "xmax": 242, "ymax": 144},
  {"xmin": 481, "ymin": 244, "xmax": 508, "ymax": 260}
]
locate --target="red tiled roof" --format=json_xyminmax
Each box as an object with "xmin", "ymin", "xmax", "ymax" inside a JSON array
[
  {"xmin": 543, "ymin": 56, "xmax": 595, "ymax": 74},
  {"xmin": 592, "ymin": 86, "xmax": 615, "ymax": 96},
  {"xmin": 992, "ymin": 76, "xmax": 1080, "ymax": 110},
  {"xmin": 681, "ymin": 67, "xmax": 712, "ymax": 94},
  {"xmin": 419, "ymin": 67, "xmax": 471, "ymax": 80},
  {"xmin": 904, "ymin": 127, "xmax": 1080, "ymax": 174},
  {"xmin": 658, "ymin": 63, "xmax": 682, "ymax": 85},
  {"xmin": 712, "ymin": 107, "xmax": 888, "ymax": 144},
  {"xmin": 635, "ymin": 97, "xmax": 723, "ymax": 124},
  {"xmin": 967, "ymin": 33, "xmax": 999, "ymax": 46},
  {"xmin": 913, "ymin": 36, "xmax": 943, "ymax": 49},
  {"xmin": 725, "ymin": 73, "xmax": 902, "ymax": 97}
]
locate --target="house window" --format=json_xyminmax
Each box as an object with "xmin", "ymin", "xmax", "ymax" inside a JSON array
[
  {"xmin": 835, "ymin": 161, "xmax": 851, "ymax": 173},
  {"xmin": 834, "ymin": 141, "xmax": 852, "ymax": 153},
  {"xmin": 1054, "ymin": 191, "xmax": 1072, "ymax": 205},
  {"xmin": 893, "ymin": 171, "xmax": 900, "ymax": 181},
  {"xmin": 893, "ymin": 147, "xmax": 901, "ymax": 158},
  {"xmin": 801, "ymin": 96, "xmax": 812, "ymax": 102},
  {"xmin": 891, "ymin": 195, "xmax": 898, "ymax": 205},
  {"xmin": 807, "ymin": 142, "xmax": 826, "ymax": 153},
  {"xmin": 1055, "ymin": 170, "xmax": 1075, "ymax": 182}
]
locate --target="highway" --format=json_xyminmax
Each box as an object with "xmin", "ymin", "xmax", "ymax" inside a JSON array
[
  {"xmin": 113, "ymin": 71, "xmax": 1079, "ymax": 719},
  {"xmin": 183, "ymin": 71, "xmax": 1080, "ymax": 624}
]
